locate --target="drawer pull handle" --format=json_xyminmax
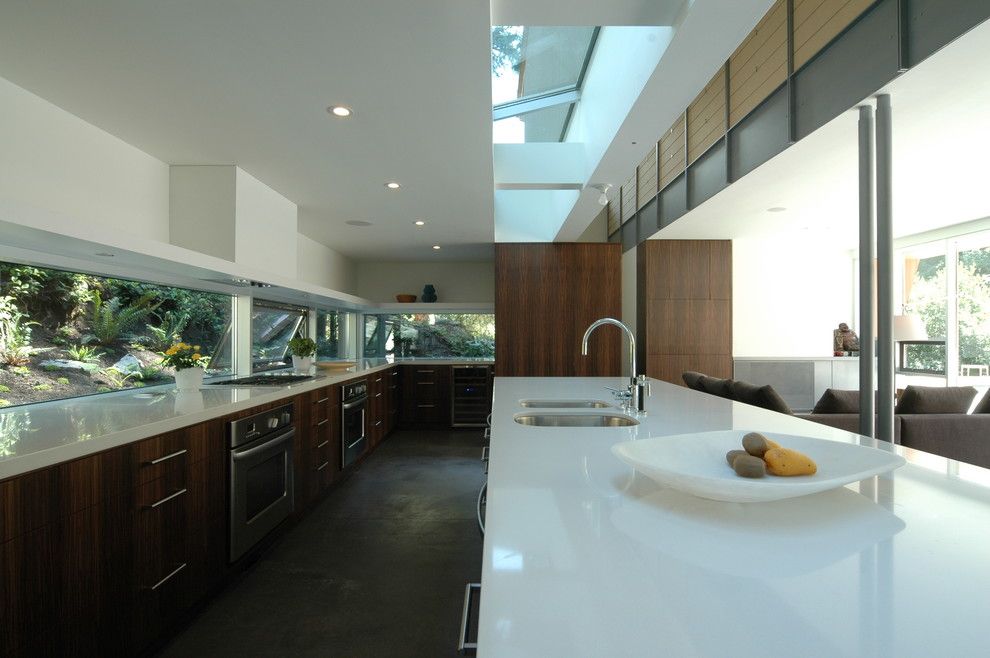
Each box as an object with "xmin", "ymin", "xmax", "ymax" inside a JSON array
[
  {"xmin": 416, "ymin": 369, "xmax": 435, "ymax": 373},
  {"xmin": 149, "ymin": 562, "xmax": 187, "ymax": 591},
  {"xmin": 146, "ymin": 488, "xmax": 187, "ymax": 510},
  {"xmin": 375, "ymin": 377, "xmax": 383, "ymax": 383},
  {"xmin": 317, "ymin": 419, "xmax": 329, "ymax": 427},
  {"xmin": 417, "ymin": 382, "xmax": 435, "ymax": 386},
  {"xmin": 375, "ymin": 420, "xmax": 383, "ymax": 427},
  {"xmin": 375, "ymin": 392, "xmax": 383, "ymax": 398},
  {"xmin": 317, "ymin": 439, "xmax": 330, "ymax": 449},
  {"xmin": 316, "ymin": 460, "xmax": 330, "ymax": 471},
  {"xmin": 146, "ymin": 448, "xmax": 187, "ymax": 466},
  {"xmin": 418, "ymin": 404, "xmax": 436, "ymax": 408},
  {"xmin": 481, "ymin": 446, "xmax": 489, "ymax": 463},
  {"xmin": 316, "ymin": 397, "xmax": 329, "ymax": 404},
  {"xmin": 459, "ymin": 582, "xmax": 482, "ymax": 653}
]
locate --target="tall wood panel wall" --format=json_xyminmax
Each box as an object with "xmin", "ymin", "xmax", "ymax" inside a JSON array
[
  {"xmin": 495, "ymin": 243, "xmax": 621, "ymax": 377},
  {"xmin": 637, "ymin": 240, "xmax": 732, "ymax": 385}
]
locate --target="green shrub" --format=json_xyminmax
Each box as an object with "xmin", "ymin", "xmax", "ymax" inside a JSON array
[
  {"xmin": 0, "ymin": 295, "xmax": 38, "ymax": 366},
  {"xmin": 56, "ymin": 377, "xmax": 69, "ymax": 385},
  {"xmin": 0, "ymin": 384, "xmax": 9, "ymax": 392},
  {"xmin": 32, "ymin": 383, "xmax": 52, "ymax": 391},
  {"xmin": 96, "ymin": 386, "xmax": 111, "ymax": 393},
  {"xmin": 10, "ymin": 366, "xmax": 29, "ymax": 376},
  {"xmin": 0, "ymin": 399, "xmax": 9, "ymax": 407},
  {"xmin": 42, "ymin": 364, "xmax": 60, "ymax": 372},
  {"xmin": 65, "ymin": 344, "xmax": 105, "ymax": 364},
  {"xmin": 83, "ymin": 291, "xmax": 161, "ymax": 346},
  {"xmin": 99, "ymin": 367, "xmax": 136, "ymax": 389},
  {"xmin": 144, "ymin": 311, "xmax": 190, "ymax": 351}
]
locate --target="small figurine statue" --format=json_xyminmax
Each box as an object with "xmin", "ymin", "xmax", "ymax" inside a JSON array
[
  {"xmin": 422, "ymin": 284, "xmax": 437, "ymax": 303},
  {"xmin": 833, "ymin": 322, "xmax": 860, "ymax": 354}
]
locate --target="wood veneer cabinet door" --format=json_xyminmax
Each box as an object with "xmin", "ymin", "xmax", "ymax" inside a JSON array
[{"xmin": 495, "ymin": 243, "xmax": 622, "ymax": 377}]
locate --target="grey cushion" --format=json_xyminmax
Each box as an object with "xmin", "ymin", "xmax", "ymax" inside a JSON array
[
  {"xmin": 797, "ymin": 413, "xmax": 903, "ymax": 442},
  {"xmin": 813, "ymin": 389, "xmax": 862, "ymax": 414},
  {"xmin": 972, "ymin": 389, "xmax": 990, "ymax": 414},
  {"xmin": 900, "ymin": 414, "xmax": 990, "ymax": 468},
  {"xmin": 730, "ymin": 380, "xmax": 793, "ymax": 414},
  {"xmin": 697, "ymin": 375, "xmax": 734, "ymax": 399},
  {"xmin": 894, "ymin": 385, "xmax": 977, "ymax": 414},
  {"xmin": 682, "ymin": 371, "xmax": 705, "ymax": 390}
]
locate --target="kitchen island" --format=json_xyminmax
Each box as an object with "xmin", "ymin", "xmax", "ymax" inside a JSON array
[{"xmin": 480, "ymin": 377, "xmax": 990, "ymax": 657}]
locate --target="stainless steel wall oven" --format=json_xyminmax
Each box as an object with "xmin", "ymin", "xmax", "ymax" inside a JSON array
[
  {"xmin": 229, "ymin": 403, "xmax": 295, "ymax": 562},
  {"xmin": 341, "ymin": 380, "xmax": 368, "ymax": 468}
]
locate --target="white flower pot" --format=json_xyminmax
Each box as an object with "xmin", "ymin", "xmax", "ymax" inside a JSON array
[
  {"xmin": 292, "ymin": 355, "xmax": 313, "ymax": 374},
  {"xmin": 174, "ymin": 367, "xmax": 204, "ymax": 391}
]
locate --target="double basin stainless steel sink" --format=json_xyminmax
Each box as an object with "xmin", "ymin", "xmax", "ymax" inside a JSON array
[{"xmin": 514, "ymin": 399, "xmax": 639, "ymax": 427}]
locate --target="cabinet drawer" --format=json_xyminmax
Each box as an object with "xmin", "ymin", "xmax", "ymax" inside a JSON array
[{"xmin": 132, "ymin": 432, "xmax": 190, "ymax": 486}]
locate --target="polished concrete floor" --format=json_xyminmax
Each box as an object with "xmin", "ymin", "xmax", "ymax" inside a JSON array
[{"xmin": 157, "ymin": 429, "xmax": 486, "ymax": 658}]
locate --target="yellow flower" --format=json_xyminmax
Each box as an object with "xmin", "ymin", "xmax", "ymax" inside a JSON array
[
  {"xmin": 165, "ymin": 346, "xmax": 178, "ymax": 355},
  {"xmin": 194, "ymin": 345, "xmax": 200, "ymax": 351},
  {"xmin": 192, "ymin": 354, "xmax": 201, "ymax": 360}
]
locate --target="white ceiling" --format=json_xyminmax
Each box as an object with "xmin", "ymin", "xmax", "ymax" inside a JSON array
[
  {"xmin": 656, "ymin": 17, "xmax": 990, "ymax": 249},
  {"xmin": 0, "ymin": 0, "xmax": 782, "ymax": 264}
]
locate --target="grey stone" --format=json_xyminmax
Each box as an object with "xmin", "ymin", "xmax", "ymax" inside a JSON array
[
  {"xmin": 40, "ymin": 359, "xmax": 99, "ymax": 372},
  {"xmin": 112, "ymin": 354, "xmax": 143, "ymax": 373}
]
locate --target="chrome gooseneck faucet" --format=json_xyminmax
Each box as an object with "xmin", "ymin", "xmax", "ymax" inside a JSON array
[{"xmin": 580, "ymin": 318, "xmax": 650, "ymax": 415}]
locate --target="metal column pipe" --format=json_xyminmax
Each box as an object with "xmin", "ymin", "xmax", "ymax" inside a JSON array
[
  {"xmin": 858, "ymin": 105, "xmax": 875, "ymax": 438},
  {"xmin": 875, "ymin": 94, "xmax": 895, "ymax": 443}
]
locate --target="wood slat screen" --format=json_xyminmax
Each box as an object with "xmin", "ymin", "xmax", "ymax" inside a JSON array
[
  {"xmin": 658, "ymin": 113, "xmax": 686, "ymax": 189},
  {"xmin": 687, "ymin": 66, "xmax": 728, "ymax": 164},
  {"xmin": 636, "ymin": 145, "xmax": 659, "ymax": 210},
  {"xmin": 606, "ymin": 193, "xmax": 620, "ymax": 236},
  {"xmin": 793, "ymin": 0, "xmax": 875, "ymax": 70},
  {"xmin": 728, "ymin": 0, "xmax": 787, "ymax": 127},
  {"xmin": 621, "ymin": 173, "xmax": 637, "ymax": 222}
]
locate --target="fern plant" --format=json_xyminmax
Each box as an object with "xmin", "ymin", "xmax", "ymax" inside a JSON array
[
  {"xmin": 98, "ymin": 367, "xmax": 137, "ymax": 389},
  {"xmin": 0, "ymin": 295, "xmax": 38, "ymax": 366},
  {"xmin": 65, "ymin": 344, "xmax": 105, "ymax": 364},
  {"xmin": 145, "ymin": 311, "xmax": 190, "ymax": 351},
  {"xmin": 83, "ymin": 291, "xmax": 161, "ymax": 346}
]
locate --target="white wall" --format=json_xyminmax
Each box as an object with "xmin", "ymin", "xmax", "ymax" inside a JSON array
[
  {"xmin": 733, "ymin": 236, "xmax": 855, "ymax": 357},
  {"xmin": 297, "ymin": 233, "xmax": 356, "ymax": 294},
  {"xmin": 0, "ymin": 75, "xmax": 170, "ymax": 241},
  {"xmin": 169, "ymin": 165, "xmax": 236, "ymax": 261},
  {"xmin": 355, "ymin": 261, "xmax": 494, "ymax": 303},
  {"xmin": 233, "ymin": 168, "xmax": 297, "ymax": 279}
]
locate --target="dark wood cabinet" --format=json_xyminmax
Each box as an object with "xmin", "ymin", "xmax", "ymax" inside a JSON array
[
  {"xmin": 386, "ymin": 366, "xmax": 400, "ymax": 434},
  {"xmin": 369, "ymin": 372, "xmax": 387, "ymax": 446},
  {"xmin": 0, "ymin": 419, "xmax": 226, "ymax": 657},
  {"xmin": 400, "ymin": 365, "xmax": 451, "ymax": 427},
  {"xmin": 295, "ymin": 386, "xmax": 341, "ymax": 510},
  {"xmin": 495, "ymin": 243, "xmax": 622, "ymax": 377}
]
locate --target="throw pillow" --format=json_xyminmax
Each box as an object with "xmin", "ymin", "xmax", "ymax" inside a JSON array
[
  {"xmin": 682, "ymin": 371, "xmax": 705, "ymax": 390},
  {"xmin": 730, "ymin": 380, "xmax": 793, "ymax": 414},
  {"xmin": 971, "ymin": 389, "xmax": 990, "ymax": 414},
  {"xmin": 894, "ymin": 385, "xmax": 978, "ymax": 414},
  {"xmin": 697, "ymin": 375, "xmax": 734, "ymax": 399},
  {"xmin": 813, "ymin": 389, "xmax": 862, "ymax": 414}
]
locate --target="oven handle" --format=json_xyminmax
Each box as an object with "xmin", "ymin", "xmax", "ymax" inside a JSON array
[
  {"xmin": 342, "ymin": 394, "xmax": 368, "ymax": 410},
  {"xmin": 231, "ymin": 428, "xmax": 295, "ymax": 461}
]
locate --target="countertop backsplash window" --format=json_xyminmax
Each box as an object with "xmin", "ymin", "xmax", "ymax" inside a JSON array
[
  {"xmin": 0, "ymin": 261, "xmax": 233, "ymax": 408},
  {"xmin": 316, "ymin": 308, "xmax": 355, "ymax": 359},
  {"xmin": 252, "ymin": 300, "xmax": 308, "ymax": 371},
  {"xmin": 364, "ymin": 313, "xmax": 495, "ymax": 359}
]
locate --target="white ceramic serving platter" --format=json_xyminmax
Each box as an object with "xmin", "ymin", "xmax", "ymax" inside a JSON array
[{"xmin": 611, "ymin": 430, "xmax": 906, "ymax": 503}]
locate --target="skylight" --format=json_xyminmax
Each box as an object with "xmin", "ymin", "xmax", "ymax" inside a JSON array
[{"xmin": 491, "ymin": 26, "xmax": 599, "ymax": 144}]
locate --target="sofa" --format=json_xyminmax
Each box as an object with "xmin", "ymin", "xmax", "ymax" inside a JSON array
[{"xmin": 683, "ymin": 372, "xmax": 990, "ymax": 469}]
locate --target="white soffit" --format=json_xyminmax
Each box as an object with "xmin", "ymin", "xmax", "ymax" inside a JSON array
[{"xmin": 492, "ymin": 0, "xmax": 688, "ymax": 26}]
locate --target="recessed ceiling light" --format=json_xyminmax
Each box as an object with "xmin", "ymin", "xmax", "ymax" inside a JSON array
[
  {"xmin": 346, "ymin": 220, "xmax": 374, "ymax": 227},
  {"xmin": 414, "ymin": 220, "xmax": 426, "ymax": 226},
  {"xmin": 327, "ymin": 105, "xmax": 352, "ymax": 117},
  {"xmin": 385, "ymin": 182, "xmax": 401, "ymax": 190},
  {"xmin": 95, "ymin": 252, "xmax": 115, "ymax": 257},
  {"xmin": 767, "ymin": 206, "xmax": 787, "ymax": 213},
  {"xmin": 432, "ymin": 245, "xmax": 441, "ymax": 250}
]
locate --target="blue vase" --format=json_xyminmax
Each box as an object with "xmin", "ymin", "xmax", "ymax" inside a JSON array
[{"xmin": 422, "ymin": 284, "xmax": 437, "ymax": 303}]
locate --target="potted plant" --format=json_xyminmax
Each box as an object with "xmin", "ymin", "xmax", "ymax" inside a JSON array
[
  {"xmin": 161, "ymin": 342, "xmax": 209, "ymax": 391},
  {"xmin": 287, "ymin": 337, "xmax": 317, "ymax": 373}
]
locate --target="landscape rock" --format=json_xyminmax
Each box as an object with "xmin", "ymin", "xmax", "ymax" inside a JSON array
[
  {"xmin": 40, "ymin": 359, "xmax": 99, "ymax": 373},
  {"xmin": 112, "ymin": 354, "xmax": 143, "ymax": 373}
]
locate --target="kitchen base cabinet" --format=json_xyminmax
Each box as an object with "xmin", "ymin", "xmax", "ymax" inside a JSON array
[
  {"xmin": 400, "ymin": 365, "xmax": 451, "ymax": 428},
  {"xmin": 0, "ymin": 419, "xmax": 226, "ymax": 657}
]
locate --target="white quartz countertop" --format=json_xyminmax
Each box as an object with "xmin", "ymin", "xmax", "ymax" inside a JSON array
[
  {"xmin": 480, "ymin": 377, "xmax": 990, "ymax": 657},
  {"xmin": 0, "ymin": 358, "xmax": 492, "ymax": 479}
]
